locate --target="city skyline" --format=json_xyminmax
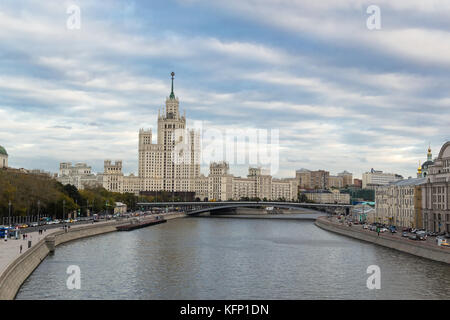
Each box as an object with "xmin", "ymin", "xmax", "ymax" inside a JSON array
[{"xmin": 1, "ymin": 1, "xmax": 450, "ymax": 179}]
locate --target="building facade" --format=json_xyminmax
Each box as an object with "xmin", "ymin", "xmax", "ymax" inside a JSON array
[
  {"xmin": 296, "ymin": 169, "xmax": 329, "ymax": 189},
  {"xmin": 102, "ymin": 160, "xmax": 141, "ymax": 195},
  {"xmin": 338, "ymin": 170, "xmax": 353, "ymax": 187},
  {"xmin": 195, "ymin": 163, "xmax": 298, "ymax": 202},
  {"xmin": 57, "ymin": 162, "xmax": 102, "ymax": 190},
  {"xmin": 138, "ymin": 72, "xmax": 200, "ymax": 193},
  {"xmin": 373, "ymin": 178, "xmax": 425, "ymax": 228},
  {"xmin": 353, "ymin": 179, "xmax": 362, "ymax": 188},
  {"xmin": 99, "ymin": 73, "xmax": 298, "ymax": 201},
  {"xmin": 421, "ymin": 141, "xmax": 450, "ymax": 233},
  {"xmin": 362, "ymin": 169, "xmax": 403, "ymax": 189},
  {"xmin": 328, "ymin": 176, "xmax": 344, "ymax": 189},
  {"xmin": 0, "ymin": 145, "xmax": 8, "ymax": 168},
  {"xmin": 302, "ymin": 189, "xmax": 350, "ymax": 204}
]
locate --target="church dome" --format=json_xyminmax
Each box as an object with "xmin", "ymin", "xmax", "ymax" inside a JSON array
[
  {"xmin": 0, "ymin": 146, "xmax": 7, "ymax": 156},
  {"xmin": 421, "ymin": 160, "xmax": 433, "ymax": 169}
]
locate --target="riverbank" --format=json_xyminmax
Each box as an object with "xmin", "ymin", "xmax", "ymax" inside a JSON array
[
  {"xmin": 0, "ymin": 212, "xmax": 186, "ymax": 300},
  {"xmin": 315, "ymin": 216, "xmax": 450, "ymax": 265}
]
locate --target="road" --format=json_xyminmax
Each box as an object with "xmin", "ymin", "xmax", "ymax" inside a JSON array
[{"xmin": 332, "ymin": 216, "xmax": 448, "ymax": 250}]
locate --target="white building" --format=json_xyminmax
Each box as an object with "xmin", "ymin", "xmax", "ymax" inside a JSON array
[
  {"xmin": 102, "ymin": 160, "xmax": 141, "ymax": 195},
  {"xmin": 362, "ymin": 168, "xmax": 403, "ymax": 189},
  {"xmin": 0, "ymin": 145, "xmax": 8, "ymax": 168},
  {"xmin": 193, "ymin": 162, "xmax": 298, "ymax": 202},
  {"xmin": 100, "ymin": 73, "xmax": 298, "ymax": 202},
  {"xmin": 57, "ymin": 162, "xmax": 102, "ymax": 190},
  {"xmin": 138, "ymin": 72, "xmax": 200, "ymax": 193}
]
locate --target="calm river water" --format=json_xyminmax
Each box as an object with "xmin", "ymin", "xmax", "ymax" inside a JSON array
[{"xmin": 16, "ymin": 217, "xmax": 450, "ymax": 299}]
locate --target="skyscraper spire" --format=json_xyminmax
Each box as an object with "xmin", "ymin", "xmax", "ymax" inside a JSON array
[{"xmin": 170, "ymin": 71, "xmax": 175, "ymax": 99}]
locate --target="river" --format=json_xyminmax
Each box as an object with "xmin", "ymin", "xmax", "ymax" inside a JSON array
[{"xmin": 16, "ymin": 216, "xmax": 450, "ymax": 299}]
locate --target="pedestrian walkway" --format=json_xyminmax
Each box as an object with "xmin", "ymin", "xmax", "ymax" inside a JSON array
[
  {"xmin": 0, "ymin": 220, "xmax": 114, "ymax": 276},
  {"xmin": 0, "ymin": 228, "xmax": 59, "ymax": 275}
]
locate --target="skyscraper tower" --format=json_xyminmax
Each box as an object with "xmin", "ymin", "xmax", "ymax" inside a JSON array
[{"xmin": 138, "ymin": 72, "xmax": 200, "ymax": 193}]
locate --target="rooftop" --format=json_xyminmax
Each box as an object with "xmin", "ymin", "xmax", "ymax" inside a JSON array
[
  {"xmin": 391, "ymin": 177, "xmax": 426, "ymax": 186},
  {"xmin": 0, "ymin": 146, "xmax": 7, "ymax": 156}
]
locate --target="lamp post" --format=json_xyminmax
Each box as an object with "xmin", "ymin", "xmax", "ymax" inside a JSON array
[
  {"xmin": 8, "ymin": 200, "xmax": 11, "ymax": 228},
  {"xmin": 37, "ymin": 200, "xmax": 40, "ymax": 226},
  {"xmin": 63, "ymin": 199, "xmax": 66, "ymax": 230}
]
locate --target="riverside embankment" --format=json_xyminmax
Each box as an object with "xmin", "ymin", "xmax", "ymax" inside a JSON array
[
  {"xmin": 315, "ymin": 216, "xmax": 450, "ymax": 264},
  {"xmin": 0, "ymin": 212, "xmax": 186, "ymax": 300}
]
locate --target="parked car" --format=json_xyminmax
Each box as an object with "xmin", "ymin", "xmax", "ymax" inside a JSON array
[
  {"xmin": 402, "ymin": 231, "xmax": 409, "ymax": 237},
  {"xmin": 30, "ymin": 222, "xmax": 39, "ymax": 227},
  {"xmin": 408, "ymin": 234, "xmax": 418, "ymax": 240},
  {"xmin": 363, "ymin": 224, "xmax": 369, "ymax": 230},
  {"xmin": 416, "ymin": 232, "xmax": 427, "ymax": 240}
]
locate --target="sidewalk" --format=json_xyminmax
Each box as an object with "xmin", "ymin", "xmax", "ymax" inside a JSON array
[
  {"xmin": 0, "ymin": 228, "xmax": 59, "ymax": 275},
  {"xmin": 0, "ymin": 220, "xmax": 116, "ymax": 276}
]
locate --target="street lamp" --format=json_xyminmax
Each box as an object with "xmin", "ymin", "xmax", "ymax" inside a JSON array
[
  {"xmin": 37, "ymin": 200, "xmax": 40, "ymax": 225},
  {"xmin": 63, "ymin": 199, "xmax": 66, "ymax": 230},
  {"xmin": 8, "ymin": 200, "xmax": 11, "ymax": 228}
]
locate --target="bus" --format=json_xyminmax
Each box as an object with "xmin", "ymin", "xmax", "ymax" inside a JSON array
[{"xmin": 0, "ymin": 226, "xmax": 11, "ymax": 238}]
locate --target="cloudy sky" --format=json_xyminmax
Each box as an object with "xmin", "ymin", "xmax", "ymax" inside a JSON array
[{"xmin": 1, "ymin": 0, "xmax": 450, "ymax": 179}]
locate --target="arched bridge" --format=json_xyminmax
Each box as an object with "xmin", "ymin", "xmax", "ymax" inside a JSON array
[{"xmin": 136, "ymin": 201, "xmax": 352, "ymax": 216}]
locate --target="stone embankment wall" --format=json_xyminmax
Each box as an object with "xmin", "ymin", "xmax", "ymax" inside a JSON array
[{"xmin": 315, "ymin": 217, "xmax": 450, "ymax": 264}]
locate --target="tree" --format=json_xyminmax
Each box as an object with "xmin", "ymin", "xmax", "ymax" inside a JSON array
[{"xmin": 298, "ymin": 193, "xmax": 308, "ymax": 203}]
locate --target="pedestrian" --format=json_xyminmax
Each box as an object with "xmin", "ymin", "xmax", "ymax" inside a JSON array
[{"xmin": 20, "ymin": 245, "xmax": 22, "ymax": 253}]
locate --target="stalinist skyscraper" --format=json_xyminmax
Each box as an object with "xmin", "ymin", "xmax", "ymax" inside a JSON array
[{"xmin": 138, "ymin": 72, "xmax": 200, "ymax": 193}]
